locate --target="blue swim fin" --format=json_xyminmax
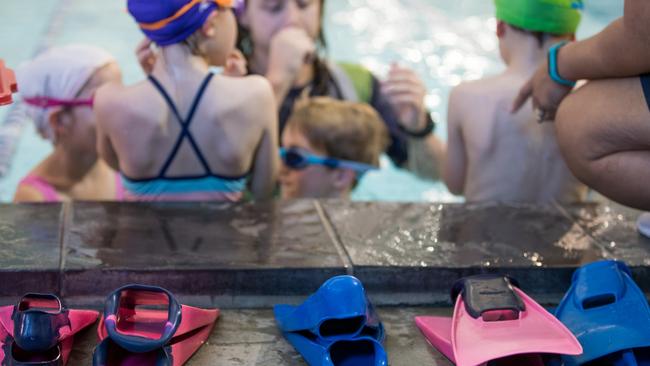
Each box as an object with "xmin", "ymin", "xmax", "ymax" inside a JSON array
[
  {"xmin": 283, "ymin": 330, "xmax": 387, "ymax": 366},
  {"xmin": 555, "ymin": 260, "xmax": 650, "ymax": 366},
  {"xmin": 275, "ymin": 275, "xmax": 387, "ymax": 366},
  {"xmin": 274, "ymin": 276, "xmax": 384, "ymax": 342}
]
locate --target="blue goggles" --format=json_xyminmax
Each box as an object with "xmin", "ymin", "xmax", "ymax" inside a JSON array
[{"xmin": 280, "ymin": 147, "xmax": 378, "ymax": 174}]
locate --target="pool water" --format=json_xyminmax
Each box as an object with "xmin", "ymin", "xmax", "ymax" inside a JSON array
[{"xmin": 0, "ymin": 0, "xmax": 624, "ymax": 202}]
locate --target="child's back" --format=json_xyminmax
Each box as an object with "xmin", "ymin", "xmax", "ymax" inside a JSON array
[
  {"xmin": 449, "ymin": 73, "xmax": 585, "ymax": 203},
  {"xmin": 444, "ymin": 0, "xmax": 587, "ymax": 203},
  {"xmin": 96, "ymin": 0, "xmax": 278, "ymax": 201}
]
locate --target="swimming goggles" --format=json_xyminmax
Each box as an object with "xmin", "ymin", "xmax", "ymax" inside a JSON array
[
  {"xmin": 280, "ymin": 147, "xmax": 378, "ymax": 174},
  {"xmin": 23, "ymin": 96, "xmax": 94, "ymax": 109}
]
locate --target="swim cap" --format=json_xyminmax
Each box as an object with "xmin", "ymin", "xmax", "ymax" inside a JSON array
[
  {"xmin": 17, "ymin": 45, "xmax": 114, "ymax": 141},
  {"xmin": 494, "ymin": 0, "xmax": 583, "ymax": 35},
  {"xmin": 128, "ymin": 0, "xmax": 234, "ymax": 46}
]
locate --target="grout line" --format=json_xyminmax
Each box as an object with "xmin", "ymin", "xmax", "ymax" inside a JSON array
[
  {"xmin": 58, "ymin": 201, "xmax": 72, "ymax": 297},
  {"xmin": 553, "ymin": 200, "xmax": 616, "ymax": 258},
  {"xmin": 313, "ymin": 200, "xmax": 354, "ymax": 275}
]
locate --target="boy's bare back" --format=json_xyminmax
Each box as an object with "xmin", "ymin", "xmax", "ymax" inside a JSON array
[{"xmin": 445, "ymin": 71, "xmax": 586, "ymax": 203}]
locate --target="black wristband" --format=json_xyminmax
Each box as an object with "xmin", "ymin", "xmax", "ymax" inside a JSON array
[{"xmin": 399, "ymin": 113, "xmax": 436, "ymax": 138}]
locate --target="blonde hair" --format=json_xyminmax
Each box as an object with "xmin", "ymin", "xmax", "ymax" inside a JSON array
[{"xmin": 286, "ymin": 97, "xmax": 388, "ymax": 167}]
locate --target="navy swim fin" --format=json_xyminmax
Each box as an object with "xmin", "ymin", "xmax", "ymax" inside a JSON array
[
  {"xmin": 0, "ymin": 293, "xmax": 98, "ymax": 365},
  {"xmin": 92, "ymin": 284, "xmax": 218, "ymax": 366}
]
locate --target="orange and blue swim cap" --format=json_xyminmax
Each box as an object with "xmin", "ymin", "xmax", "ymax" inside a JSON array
[{"xmin": 128, "ymin": 0, "xmax": 234, "ymax": 46}]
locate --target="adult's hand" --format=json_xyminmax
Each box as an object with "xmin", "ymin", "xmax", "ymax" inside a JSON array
[
  {"xmin": 381, "ymin": 63, "xmax": 428, "ymax": 132},
  {"xmin": 266, "ymin": 27, "xmax": 315, "ymax": 90},
  {"xmin": 512, "ymin": 57, "xmax": 573, "ymax": 122}
]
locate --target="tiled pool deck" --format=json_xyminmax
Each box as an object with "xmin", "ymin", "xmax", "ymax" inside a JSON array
[{"xmin": 1, "ymin": 200, "xmax": 649, "ymax": 364}]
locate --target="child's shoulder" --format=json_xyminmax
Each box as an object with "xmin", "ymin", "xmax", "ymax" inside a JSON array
[
  {"xmin": 451, "ymin": 74, "xmax": 519, "ymax": 106},
  {"xmin": 455, "ymin": 75, "xmax": 505, "ymax": 93},
  {"xmin": 95, "ymin": 79, "xmax": 146, "ymax": 110},
  {"xmin": 214, "ymin": 75, "xmax": 275, "ymax": 124},
  {"xmin": 216, "ymin": 74, "xmax": 271, "ymax": 93},
  {"xmin": 214, "ymin": 74, "xmax": 273, "ymax": 108}
]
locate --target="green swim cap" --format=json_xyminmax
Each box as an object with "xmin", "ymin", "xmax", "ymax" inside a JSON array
[{"xmin": 494, "ymin": 0, "xmax": 583, "ymax": 35}]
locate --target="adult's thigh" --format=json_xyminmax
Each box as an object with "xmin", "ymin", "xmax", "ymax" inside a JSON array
[{"xmin": 555, "ymin": 77, "xmax": 650, "ymax": 208}]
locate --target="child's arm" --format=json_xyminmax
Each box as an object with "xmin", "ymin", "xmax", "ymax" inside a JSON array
[
  {"xmin": 248, "ymin": 78, "xmax": 280, "ymax": 200},
  {"xmin": 13, "ymin": 184, "xmax": 45, "ymax": 203},
  {"xmin": 443, "ymin": 87, "xmax": 467, "ymax": 195},
  {"xmin": 94, "ymin": 84, "xmax": 121, "ymax": 171}
]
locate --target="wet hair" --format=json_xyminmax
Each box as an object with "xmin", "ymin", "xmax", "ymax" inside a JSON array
[
  {"xmin": 507, "ymin": 23, "xmax": 573, "ymax": 48},
  {"xmin": 182, "ymin": 31, "xmax": 207, "ymax": 57},
  {"xmin": 286, "ymin": 97, "xmax": 388, "ymax": 168},
  {"xmin": 236, "ymin": 0, "xmax": 331, "ymax": 94}
]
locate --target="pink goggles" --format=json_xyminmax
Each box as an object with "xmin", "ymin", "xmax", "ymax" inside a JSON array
[{"xmin": 23, "ymin": 95, "xmax": 94, "ymax": 109}]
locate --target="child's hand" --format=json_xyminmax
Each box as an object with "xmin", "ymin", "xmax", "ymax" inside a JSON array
[
  {"xmin": 136, "ymin": 38, "xmax": 156, "ymax": 75},
  {"xmin": 223, "ymin": 50, "xmax": 248, "ymax": 77},
  {"xmin": 381, "ymin": 63, "xmax": 428, "ymax": 133},
  {"xmin": 267, "ymin": 27, "xmax": 315, "ymax": 85}
]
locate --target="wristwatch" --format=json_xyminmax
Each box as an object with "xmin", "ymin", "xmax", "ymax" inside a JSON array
[{"xmin": 399, "ymin": 112, "xmax": 436, "ymax": 138}]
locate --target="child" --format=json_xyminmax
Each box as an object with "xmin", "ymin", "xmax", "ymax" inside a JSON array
[
  {"xmin": 14, "ymin": 45, "xmax": 123, "ymax": 202},
  {"xmin": 236, "ymin": 0, "xmax": 444, "ymax": 178},
  {"xmin": 444, "ymin": 0, "xmax": 587, "ymax": 203},
  {"xmin": 280, "ymin": 97, "xmax": 387, "ymax": 199},
  {"xmin": 95, "ymin": 0, "xmax": 278, "ymax": 201}
]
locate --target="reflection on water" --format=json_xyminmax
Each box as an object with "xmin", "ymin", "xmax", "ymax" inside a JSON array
[
  {"xmin": 566, "ymin": 203, "xmax": 650, "ymax": 265},
  {"xmin": 323, "ymin": 201, "xmax": 607, "ymax": 267},
  {"xmin": 65, "ymin": 201, "xmax": 342, "ymax": 269}
]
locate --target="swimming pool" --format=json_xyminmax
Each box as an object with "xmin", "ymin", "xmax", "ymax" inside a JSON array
[{"xmin": 0, "ymin": 0, "xmax": 624, "ymax": 202}]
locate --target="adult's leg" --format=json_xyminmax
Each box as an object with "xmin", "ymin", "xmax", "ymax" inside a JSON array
[{"xmin": 555, "ymin": 76, "xmax": 650, "ymax": 210}]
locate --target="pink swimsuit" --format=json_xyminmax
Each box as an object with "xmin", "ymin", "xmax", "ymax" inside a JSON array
[{"xmin": 19, "ymin": 173, "xmax": 125, "ymax": 202}]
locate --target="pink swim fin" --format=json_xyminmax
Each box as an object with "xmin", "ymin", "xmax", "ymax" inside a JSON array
[
  {"xmin": 415, "ymin": 276, "xmax": 582, "ymax": 366},
  {"xmin": 0, "ymin": 293, "xmax": 98, "ymax": 365},
  {"xmin": 93, "ymin": 284, "xmax": 219, "ymax": 366}
]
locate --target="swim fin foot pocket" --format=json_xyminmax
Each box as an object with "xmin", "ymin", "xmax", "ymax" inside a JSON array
[
  {"xmin": 92, "ymin": 284, "xmax": 219, "ymax": 366},
  {"xmin": 274, "ymin": 276, "xmax": 388, "ymax": 366},
  {"xmin": 0, "ymin": 293, "xmax": 98, "ymax": 365}
]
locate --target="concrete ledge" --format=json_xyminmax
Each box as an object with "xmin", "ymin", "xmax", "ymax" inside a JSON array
[{"xmin": 0, "ymin": 200, "xmax": 648, "ymax": 307}]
